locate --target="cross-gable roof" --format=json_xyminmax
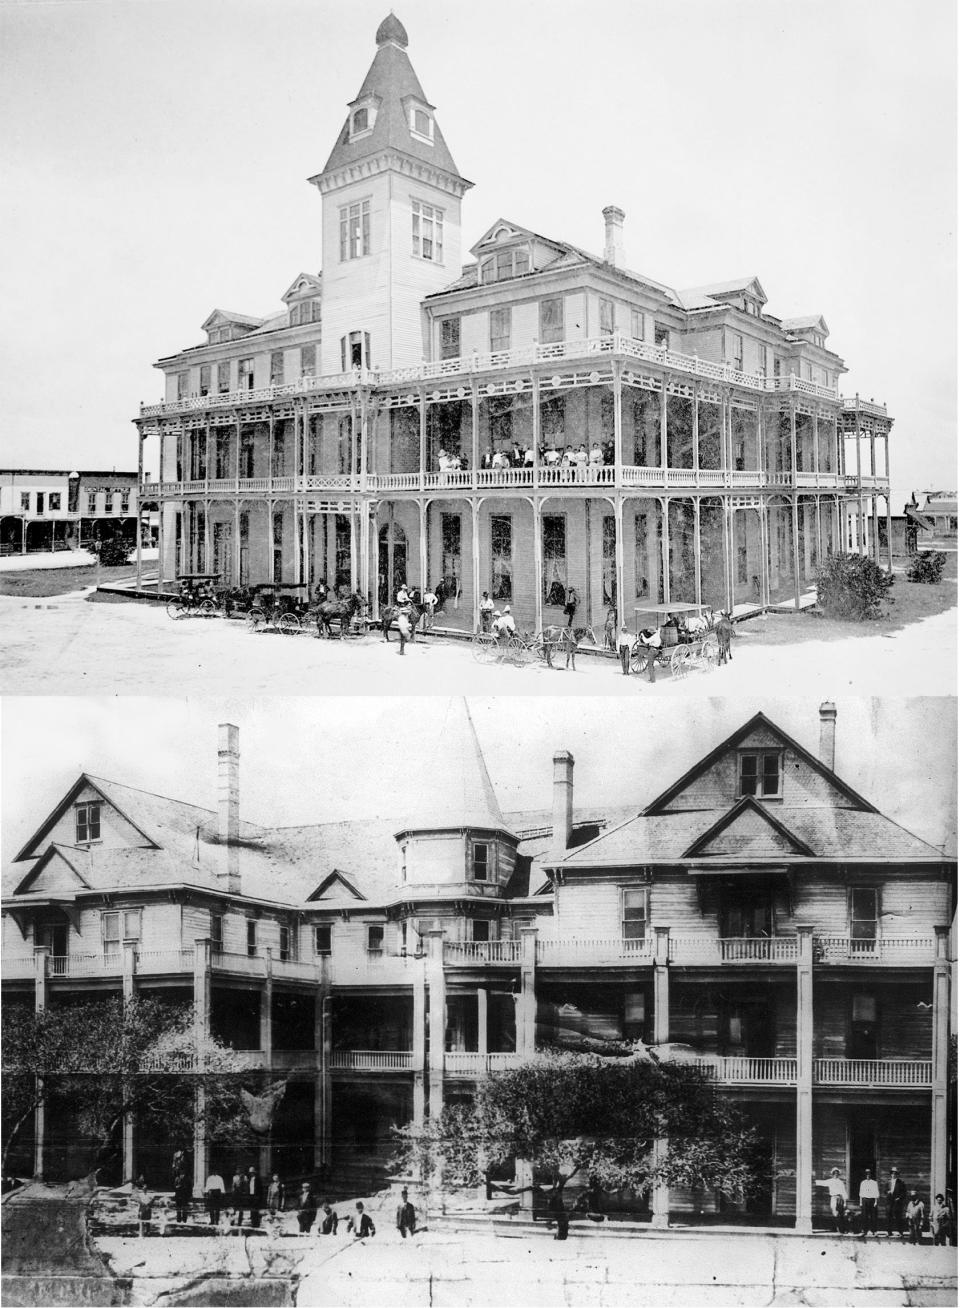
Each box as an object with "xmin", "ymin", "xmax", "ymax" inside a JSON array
[
  {"xmin": 281, "ymin": 273, "xmax": 322, "ymax": 303},
  {"xmin": 681, "ymin": 797, "xmax": 816, "ymax": 860}
]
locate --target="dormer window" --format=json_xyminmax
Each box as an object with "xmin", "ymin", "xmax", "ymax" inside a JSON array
[
  {"xmin": 410, "ymin": 105, "xmax": 433, "ymax": 142},
  {"xmin": 289, "ymin": 299, "xmax": 321, "ymax": 327},
  {"xmin": 353, "ymin": 108, "xmax": 368, "ymax": 133},
  {"xmin": 480, "ymin": 248, "xmax": 531, "ymax": 284},
  {"xmin": 76, "ymin": 802, "xmax": 101, "ymax": 844},
  {"xmin": 349, "ymin": 102, "xmax": 376, "ymax": 140},
  {"xmin": 738, "ymin": 750, "xmax": 782, "ymax": 798}
]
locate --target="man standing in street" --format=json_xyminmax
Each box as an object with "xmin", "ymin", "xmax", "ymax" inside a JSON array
[
  {"xmin": 245, "ymin": 1166, "xmax": 263, "ymax": 1228},
  {"xmin": 617, "ymin": 624, "xmax": 633, "ymax": 676},
  {"xmin": 396, "ymin": 1187, "xmax": 417, "ymax": 1238},
  {"xmin": 906, "ymin": 1190, "xmax": 926, "ymax": 1244},
  {"xmin": 885, "ymin": 1166, "xmax": 906, "ymax": 1238},
  {"xmin": 859, "ymin": 1168, "xmax": 880, "ymax": 1237},
  {"xmin": 480, "ymin": 592, "xmax": 494, "ymax": 633},
  {"xmin": 204, "ymin": 1168, "xmax": 226, "ymax": 1227}
]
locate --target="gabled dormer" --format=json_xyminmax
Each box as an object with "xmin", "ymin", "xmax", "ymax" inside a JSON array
[
  {"xmin": 201, "ymin": 309, "xmax": 264, "ymax": 346},
  {"xmin": 781, "ymin": 314, "xmax": 829, "ymax": 350},
  {"xmin": 13, "ymin": 774, "xmax": 161, "ymax": 865},
  {"xmin": 281, "ymin": 273, "xmax": 323, "ymax": 328},
  {"xmin": 470, "ymin": 220, "xmax": 568, "ymax": 286}
]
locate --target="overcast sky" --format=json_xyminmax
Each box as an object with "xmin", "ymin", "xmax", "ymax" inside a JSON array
[
  {"xmin": 2, "ymin": 697, "xmax": 955, "ymax": 867},
  {"xmin": 0, "ymin": 0, "xmax": 955, "ymax": 508}
]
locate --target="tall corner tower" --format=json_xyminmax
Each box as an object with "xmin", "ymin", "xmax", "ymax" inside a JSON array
[{"xmin": 309, "ymin": 13, "xmax": 472, "ymax": 375}]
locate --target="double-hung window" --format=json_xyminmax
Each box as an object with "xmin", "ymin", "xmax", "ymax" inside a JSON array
[
  {"xmin": 439, "ymin": 317, "xmax": 460, "ymax": 361},
  {"xmin": 76, "ymin": 801, "xmax": 101, "ymax": 843},
  {"xmin": 540, "ymin": 297, "xmax": 564, "ymax": 345},
  {"xmin": 315, "ymin": 925, "xmax": 332, "ymax": 956},
  {"xmin": 412, "ymin": 200, "xmax": 443, "ymax": 262},
  {"xmin": 630, "ymin": 308, "xmax": 644, "ymax": 341},
  {"xmin": 339, "ymin": 199, "xmax": 370, "ymax": 261},
  {"xmin": 367, "ymin": 924, "xmax": 385, "ymax": 954},
  {"xmin": 490, "ymin": 307, "xmax": 511, "ymax": 353},
  {"xmin": 472, "ymin": 842, "xmax": 490, "ymax": 881},
  {"xmin": 102, "ymin": 909, "xmax": 140, "ymax": 956},
  {"xmin": 738, "ymin": 750, "xmax": 781, "ymax": 798},
  {"xmin": 849, "ymin": 888, "xmax": 879, "ymax": 953},
  {"xmin": 270, "ymin": 351, "xmax": 284, "ymax": 386},
  {"xmin": 238, "ymin": 358, "xmax": 255, "ymax": 391},
  {"xmin": 599, "ymin": 298, "xmax": 615, "ymax": 337},
  {"xmin": 621, "ymin": 889, "xmax": 647, "ymax": 942},
  {"xmin": 210, "ymin": 913, "xmax": 224, "ymax": 952},
  {"xmin": 246, "ymin": 919, "xmax": 258, "ymax": 958}
]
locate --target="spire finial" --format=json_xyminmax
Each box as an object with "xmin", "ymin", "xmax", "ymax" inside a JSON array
[{"xmin": 376, "ymin": 12, "xmax": 408, "ymax": 47}]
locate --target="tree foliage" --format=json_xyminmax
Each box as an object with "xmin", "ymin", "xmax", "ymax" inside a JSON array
[
  {"xmin": 1, "ymin": 997, "xmax": 257, "ymax": 1178},
  {"xmin": 95, "ymin": 538, "xmax": 133, "ymax": 566},
  {"xmin": 906, "ymin": 551, "xmax": 946, "ymax": 584},
  {"xmin": 393, "ymin": 1051, "xmax": 762, "ymax": 1205},
  {"xmin": 815, "ymin": 551, "xmax": 893, "ymax": 620}
]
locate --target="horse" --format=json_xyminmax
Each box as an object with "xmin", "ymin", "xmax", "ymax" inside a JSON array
[
  {"xmin": 715, "ymin": 611, "xmax": 734, "ymax": 664},
  {"xmin": 541, "ymin": 624, "xmax": 578, "ymax": 670},
  {"xmin": 315, "ymin": 592, "xmax": 364, "ymax": 639},
  {"xmin": 380, "ymin": 601, "xmax": 422, "ymax": 642}
]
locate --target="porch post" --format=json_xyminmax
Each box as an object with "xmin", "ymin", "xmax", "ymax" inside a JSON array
[
  {"xmin": 419, "ymin": 499, "xmax": 428, "ymax": 596},
  {"xmin": 477, "ymin": 986, "xmax": 488, "ymax": 1058},
  {"xmin": 121, "ymin": 942, "xmax": 137, "ymax": 1180},
  {"xmin": 795, "ymin": 924, "xmax": 814, "ymax": 1233},
  {"xmin": 412, "ymin": 954, "xmax": 427, "ymax": 1132},
  {"xmin": 471, "ymin": 499, "xmax": 481, "ymax": 631},
  {"xmin": 693, "ymin": 497, "xmax": 702, "ymax": 607},
  {"xmin": 651, "ymin": 926, "xmax": 671, "ymax": 1228},
  {"xmin": 533, "ymin": 498, "xmax": 544, "ymax": 634},
  {"xmin": 931, "ymin": 927, "xmax": 950, "ymax": 1208},
  {"xmin": 259, "ymin": 948, "xmax": 273, "ymax": 1179},
  {"xmin": 516, "ymin": 927, "xmax": 538, "ymax": 1216},
  {"xmin": 33, "ymin": 946, "xmax": 49, "ymax": 1180},
  {"xmin": 136, "ymin": 431, "xmax": 144, "ymax": 591},
  {"xmin": 426, "ymin": 929, "xmax": 445, "ymax": 1121},
  {"xmin": 854, "ymin": 423, "xmax": 864, "ymax": 554},
  {"xmin": 791, "ymin": 496, "xmax": 801, "ymax": 610},
  {"xmin": 614, "ymin": 495, "xmax": 625, "ymax": 628},
  {"xmin": 192, "ymin": 938, "xmax": 211, "ymax": 1198},
  {"xmin": 660, "ymin": 496, "xmax": 670, "ymax": 606},
  {"xmin": 419, "ymin": 387, "xmax": 427, "ymax": 493},
  {"xmin": 315, "ymin": 962, "xmax": 331, "ymax": 1170}
]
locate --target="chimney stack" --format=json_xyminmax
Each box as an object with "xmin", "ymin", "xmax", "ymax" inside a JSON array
[
  {"xmin": 551, "ymin": 751, "xmax": 575, "ymax": 857},
  {"xmin": 218, "ymin": 723, "xmax": 241, "ymax": 893},
  {"xmin": 602, "ymin": 205, "xmax": 625, "ymax": 268},
  {"xmin": 818, "ymin": 702, "xmax": 837, "ymax": 772}
]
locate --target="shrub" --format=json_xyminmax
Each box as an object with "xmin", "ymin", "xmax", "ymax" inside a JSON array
[
  {"xmin": 96, "ymin": 538, "xmax": 133, "ymax": 566},
  {"xmin": 906, "ymin": 551, "xmax": 946, "ymax": 584},
  {"xmin": 815, "ymin": 551, "xmax": 893, "ymax": 621}
]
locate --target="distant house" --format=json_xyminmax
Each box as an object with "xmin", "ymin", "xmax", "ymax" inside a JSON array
[{"xmin": 0, "ymin": 469, "xmax": 144, "ymax": 556}]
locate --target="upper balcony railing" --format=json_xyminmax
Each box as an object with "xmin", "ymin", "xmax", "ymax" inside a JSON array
[
  {"xmin": 814, "ymin": 935, "xmax": 936, "ymax": 965},
  {"xmin": 814, "ymin": 1059, "xmax": 932, "ymax": 1087},
  {"xmin": 444, "ymin": 940, "xmax": 522, "ymax": 965},
  {"xmin": 445, "ymin": 1051, "xmax": 524, "ymax": 1078},
  {"xmin": 536, "ymin": 937, "xmax": 654, "ymax": 966},
  {"xmin": 691, "ymin": 1056, "xmax": 797, "ymax": 1084},
  {"xmin": 330, "ymin": 1050, "xmax": 415, "ymax": 1072},
  {"xmin": 670, "ymin": 936, "xmax": 799, "ymax": 964},
  {"xmin": 842, "ymin": 396, "xmax": 888, "ymax": 418},
  {"xmin": 139, "ymin": 334, "xmax": 841, "ymax": 422}
]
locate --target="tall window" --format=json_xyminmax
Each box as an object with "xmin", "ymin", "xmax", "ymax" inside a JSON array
[
  {"xmin": 654, "ymin": 323, "xmax": 670, "ymax": 348},
  {"xmin": 20, "ymin": 492, "xmax": 30, "ymax": 512},
  {"xmin": 340, "ymin": 331, "xmax": 371, "ymax": 370},
  {"xmin": 757, "ymin": 344, "xmax": 768, "ymax": 375},
  {"xmin": 367, "ymin": 924, "xmax": 384, "ymax": 954},
  {"xmin": 199, "ymin": 364, "xmax": 211, "ymax": 396},
  {"xmin": 412, "ymin": 107, "xmax": 432, "ymax": 138},
  {"xmin": 540, "ymin": 297, "xmax": 564, "ymax": 344},
  {"xmin": 246, "ymin": 919, "xmax": 258, "ymax": 958},
  {"xmin": 490, "ymin": 306, "xmax": 511, "ymax": 353},
  {"xmin": 480, "ymin": 248, "xmax": 530, "ymax": 283},
  {"xmin": 270, "ymin": 351, "xmax": 284, "ymax": 386},
  {"xmin": 630, "ymin": 308, "xmax": 645, "ymax": 341},
  {"xmin": 351, "ymin": 106, "xmax": 369, "ymax": 134},
  {"xmin": 76, "ymin": 802, "xmax": 101, "ymax": 843},
  {"xmin": 335, "ymin": 514, "xmax": 352, "ymax": 587},
  {"xmin": 412, "ymin": 200, "xmax": 443, "ymax": 261},
  {"xmin": 439, "ymin": 317, "xmax": 460, "ymax": 360},
  {"xmin": 849, "ymin": 994, "xmax": 879, "ymax": 1057},
  {"xmin": 849, "ymin": 888, "xmax": 879, "ymax": 951},
  {"xmin": 470, "ymin": 919, "xmax": 490, "ymax": 942},
  {"xmin": 315, "ymin": 924, "xmax": 332, "ymax": 956},
  {"xmin": 472, "ymin": 842, "xmax": 490, "ymax": 881},
  {"xmin": 273, "ymin": 510, "xmax": 284, "ymax": 582},
  {"xmin": 87, "ymin": 492, "xmax": 97, "ymax": 513},
  {"xmin": 487, "ymin": 395, "xmax": 513, "ymax": 446},
  {"xmin": 732, "ymin": 333, "xmax": 744, "ymax": 371},
  {"xmin": 621, "ymin": 888, "xmax": 647, "ymax": 941},
  {"xmin": 599, "ymin": 297, "xmax": 615, "ymax": 336},
  {"xmin": 102, "ymin": 909, "xmax": 140, "ymax": 954},
  {"xmin": 441, "ymin": 513, "xmax": 461, "ymax": 598},
  {"xmin": 540, "ymin": 394, "xmax": 565, "ymax": 442},
  {"xmin": 177, "ymin": 371, "xmax": 189, "ymax": 399},
  {"xmin": 289, "ymin": 299, "xmax": 321, "ymax": 327},
  {"xmin": 722, "ymin": 895, "xmax": 772, "ymax": 938},
  {"xmin": 217, "ymin": 361, "xmax": 231, "ymax": 393},
  {"xmin": 238, "ymin": 358, "xmax": 255, "ymax": 391},
  {"xmin": 278, "ymin": 924, "xmax": 295, "ymax": 962},
  {"xmin": 300, "ymin": 344, "xmax": 316, "ymax": 378},
  {"xmin": 542, "ymin": 514, "xmax": 567, "ymax": 603},
  {"xmin": 602, "ymin": 515, "xmax": 617, "ymax": 608},
  {"xmin": 49, "ymin": 493, "xmax": 62, "ymax": 512},
  {"xmin": 339, "ymin": 199, "xmax": 370, "ymax": 261},
  {"xmin": 491, "ymin": 515, "xmax": 512, "ymax": 599},
  {"xmin": 240, "ymin": 430, "xmax": 255, "ymax": 479},
  {"xmin": 738, "ymin": 750, "xmax": 781, "ymax": 798},
  {"xmin": 210, "ymin": 912, "xmax": 224, "ymax": 952},
  {"xmin": 736, "ymin": 513, "xmax": 748, "ymax": 584}
]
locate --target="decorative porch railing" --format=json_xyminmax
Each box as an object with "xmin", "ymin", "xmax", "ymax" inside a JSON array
[
  {"xmin": 444, "ymin": 1052, "xmax": 524, "ymax": 1077},
  {"xmin": 135, "ymin": 949, "xmax": 195, "ymax": 974},
  {"xmin": 330, "ymin": 1050, "xmax": 414, "ymax": 1072},
  {"xmin": 535, "ymin": 937, "xmax": 654, "ymax": 965},
  {"xmin": 139, "ymin": 333, "xmax": 843, "ymax": 422},
  {"xmin": 443, "ymin": 940, "xmax": 522, "ymax": 965},
  {"xmin": 1, "ymin": 956, "xmax": 37, "ymax": 977},
  {"xmin": 814, "ymin": 935, "xmax": 935, "ymax": 964},
  {"xmin": 814, "ymin": 1059, "xmax": 932, "ymax": 1087},
  {"xmin": 47, "ymin": 953, "xmax": 122, "ymax": 977},
  {"xmin": 691, "ymin": 1056, "xmax": 797, "ymax": 1084},
  {"xmin": 669, "ymin": 936, "xmax": 798, "ymax": 964}
]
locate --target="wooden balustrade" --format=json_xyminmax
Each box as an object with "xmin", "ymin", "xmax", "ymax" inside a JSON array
[
  {"xmin": 535, "ymin": 937, "xmax": 654, "ymax": 965},
  {"xmin": 443, "ymin": 940, "xmax": 522, "ymax": 965},
  {"xmin": 444, "ymin": 1052, "xmax": 523, "ymax": 1077},
  {"xmin": 814, "ymin": 1059, "xmax": 932, "ymax": 1087},
  {"xmin": 329, "ymin": 1050, "xmax": 414, "ymax": 1072},
  {"xmin": 691, "ymin": 1056, "xmax": 797, "ymax": 1084}
]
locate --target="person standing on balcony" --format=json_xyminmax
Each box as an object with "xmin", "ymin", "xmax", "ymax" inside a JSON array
[
  {"xmin": 589, "ymin": 442, "xmax": 603, "ymax": 469},
  {"xmin": 815, "ymin": 1168, "xmax": 848, "ymax": 1234},
  {"xmin": 204, "ymin": 1169, "xmax": 225, "ymax": 1227},
  {"xmin": 906, "ymin": 1191, "xmax": 926, "ymax": 1244},
  {"xmin": 618, "ymin": 624, "xmax": 632, "ymax": 675},
  {"xmin": 859, "ymin": 1169, "xmax": 880, "ymax": 1237},
  {"xmin": 885, "ymin": 1166, "xmax": 906, "ymax": 1237}
]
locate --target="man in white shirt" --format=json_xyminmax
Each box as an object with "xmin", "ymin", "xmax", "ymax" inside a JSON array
[
  {"xmin": 479, "ymin": 592, "xmax": 495, "ymax": 633},
  {"xmin": 636, "ymin": 625, "xmax": 662, "ymax": 684},
  {"xmin": 617, "ymin": 624, "xmax": 633, "ymax": 676},
  {"xmin": 859, "ymin": 1169, "xmax": 880, "ymax": 1237},
  {"xmin": 205, "ymin": 1170, "xmax": 226, "ymax": 1227},
  {"xmin": 492, "ymin": 606, "xmax": 516, "ymax": 640},
  {"xmin": 815, "ymin": 1168, "xmax": 848, "ymax": 1234}
]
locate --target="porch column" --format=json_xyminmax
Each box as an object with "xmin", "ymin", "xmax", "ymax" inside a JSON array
[
  {"xmin": 258, "ymin": 949, "xmax": 274, "ymax": 1178},
  {"xmin": 192, "ymin": 939, "xmax": 212, "ymax": 1198},
  {"xmin": 418, "ymin": 500, "xmax": 428, "ymax": 595},
  {"xmin": 651, "ymin": 926, "xmax": 670, "ymax": 1228},
  {"xmin": 121, "ymin": 942, "xmax": 137, "ymax": 1180},
  {"xmin": 885, "ymin": 497, "xmax": 894, "ymax": 572},
  {"xmin": 931, "ymin": 926, "xmax": 950, "ymax": 1207},
  {"xmin": 613, "ymin": 363, "xmax": 623, "ymax": 487},
  {"xmin": 357, "ymin": 501, "xmax": 369, "ymax": 604},
  {"xmin": 795, "ymin": 924, "xmax": 814, "ymax": 1233},
  {"xmin": 33, "ymin": 947, "xmax": 49, "ymax": 1180},
  {"xmin": 614, "ymin": 496, "xmax": 625, "ymax": 627},
  {"xmin": 660, "ymin": 496, "xmax": 670, "ymax": 606},
  {"xmin": 533, "ymin": 499, "xmax": 543, "ymax": 634},
  {"xmin": 813, "ymin": 415, "xmax": 821, "ymax": 487},
  {"xmin": 691, "ymin": 383, "xmax": 700, "ymax": 485},
  {"xmin": 471, "ymin": 499, "xmax": 481, "ymax": 630},
  {"xmin": 419, "ymin": 388, "xmax": 427, "ymax": 493},
  {"xmin": 136, "ymin": 432, "xmax": 145, "ymax": 591},
  {"xmin": 659, "ymin": 386, "xmax": 667, "ymax": 473},
  {"xmin": 349, "ymin": 511, "xmax": 359, "ymax": 594},
  {"xmin": 412, "ymin": 954, "xmax": 427, "ymax": 1132},
  {"xmin": 471, "ymin": 381, "xmax": 480, "ymax": 492},
  {"xmin": 871, "ymin": 494, "xmax": 880, "ymax": 564},
  {"xmin": 157, "ymin": 492, "xmax": 165, "ymax": 596},
  {"xmin": 692, "ymin": 498, "xmax": 702, "ymax": 606},
  {"xmin": 358, "ymin": 395, "xmax": 368, "ymax": 493},
  {"xmin": 425, "ymin": 929, "xmax": 445, "ymax": 1121},
  {"xmin": 854, "ymin": 424, "xmax": 864, "ymax": 554},
  {"xmin": 758, "ymin": 500, "xmax": 770, "ymax": 608},
  {"xmin": 723, "ymin": 503, "xmax": 734, "ymax": 613},
  {"xmin": 532, "ymin": 375, "xmax": 541, "ymax": 494},
  {"xmin": 516, "ymin": 927, "xmax": 538, "ymax": 1216},
  {"xmin": 477, "ymin": 987, "xmax": 488, "ymax": 1058},
  {"xmin": 233, "ymin": 498, "xmax": 241, "ymax": 588},
  {"xmin": 791, "ymin": 497, "xmax": 801, "ymax": 610},
  {"xmin": 314, "ymin": 965, "xmax": 331, "ymax": 1170},
  {"xmin": 814, "ymin": 496, "xmax": 823, "ymax": 570}
]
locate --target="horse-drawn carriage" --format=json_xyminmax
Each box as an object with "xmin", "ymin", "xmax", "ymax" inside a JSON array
[
  {"xmin": 166, "ymin": 574, "xmax": 221, "ymax": 620},
  {"xmin": 245, "ymin": 583, "xmax": 366, "ymax": 638},
  {"xmin": 631, "ymin": 602, "xmax": 720, "ymax": 678}
]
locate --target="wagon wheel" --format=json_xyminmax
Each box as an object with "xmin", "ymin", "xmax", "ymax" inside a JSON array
[
  {"xmin": 278, "ymin": 612, "xmax": 302, "ymax": 636},
  {"xmin": 508, "ymin": 634, "xmax": 532, "ymax": 667},
  {"xmin": 670, "ymin": 645, "xmax": 691, "ymax": 678},
  {"xmin": 166, "ymin": 599, "xmax": 185, "ymax": 620},
  {"xmin": 199, "ymin": 598, "xmax": 218, "ymax": 617},
  {"xmin": 472, "ymin": 632, "xmax": 490, "ymax": 663},
  {"xmin": 246, "ymin": 606, "xmax": 266, "ymax": 633},
  {"xmin": 630, "ymin": 645, "xmax": 646, "ymax": 675}
]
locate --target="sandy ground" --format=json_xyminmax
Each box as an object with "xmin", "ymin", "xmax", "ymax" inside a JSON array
[
  {"xmin": 0, "ymin": 587, "xmax": 955, "ymax": 697},
  {"xmin": 0, "ymin": 549, "xmax": 158, "ymax": 573}
]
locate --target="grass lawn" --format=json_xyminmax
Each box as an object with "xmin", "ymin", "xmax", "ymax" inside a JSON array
[
  {"xmin": 740, "ymin": 554, "xmax": 956, "ymax": 649},
  {"xmin": 0, "ymin": 564, "xmax": 139, "ymax": 598}
]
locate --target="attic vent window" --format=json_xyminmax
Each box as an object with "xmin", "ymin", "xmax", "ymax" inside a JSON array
[
  {"xmin": 480, "ymin": 248, "xmax": 530, "ymax": 284},
  {"xmin": 738, "ymin": 750, "xmax": 782, "ymax": 799},
  {"xmin": 411, "ymin": 107, "xmax": 433, "ymax": 141},
  {"xmin": 76, "ymin": 802, "xmax": 101, "ymax": 844},
  {"xmin": 352, "ymin": 108, "xmax": 369, "ymax": 133}
]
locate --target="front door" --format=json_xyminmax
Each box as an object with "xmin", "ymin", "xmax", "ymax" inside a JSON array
[
  {"xmin": 213, "ymin": 522, "xmax": 233, "ymax": 585},
  {"xmin": 379, "ymin": 523, "xmax": 408, "ymax": 602}
]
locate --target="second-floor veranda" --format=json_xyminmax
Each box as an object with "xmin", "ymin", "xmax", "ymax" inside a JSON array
[{"xmin": 138, "ymin": 335, "xmax": 891, "ymax": 503}]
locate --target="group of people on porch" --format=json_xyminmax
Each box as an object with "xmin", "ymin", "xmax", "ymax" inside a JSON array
[
  {"xmin": 816, "ymin": 1166, "xmax": 954, "ymax": 1243},
  {"xmin": 436, "ymin": 440, "xmax": 615, "ymax": 473}
]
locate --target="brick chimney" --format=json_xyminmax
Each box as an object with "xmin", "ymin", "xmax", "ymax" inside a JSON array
[
  {"xmin": 602, "ymin": 206, "xmax": 625, "ymax": 268},
  {"xmin": 551, "ymin": 751, "xmax": 574, "ymax": 857},
  {"xmin": 218, "ymin": 723, "xmax": 241, "ymax": 893},
  {"xmin": 819, "ymin": 702, "xmax": 837, "ymax": 771}
]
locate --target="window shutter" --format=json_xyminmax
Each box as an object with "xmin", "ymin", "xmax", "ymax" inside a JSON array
[
  {"xmin": 364, "ymin": 333, "xmax": 371, "ymax": 368},
  {"xmin": 341, "ymin": 336, "xmax": 347, "ymax": 372}
]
